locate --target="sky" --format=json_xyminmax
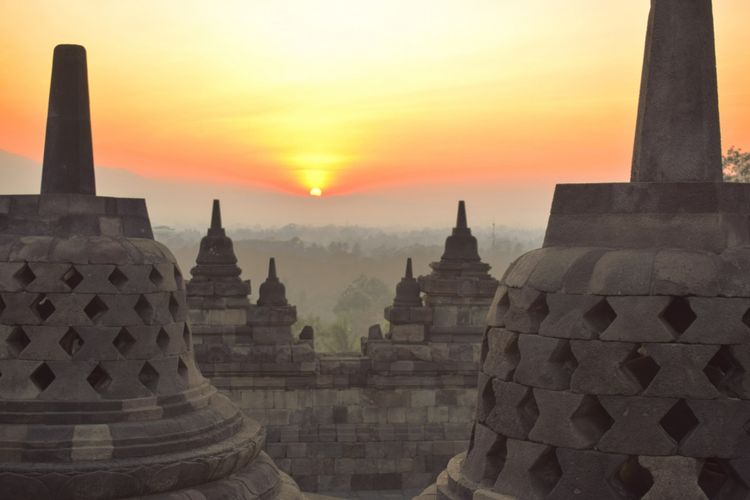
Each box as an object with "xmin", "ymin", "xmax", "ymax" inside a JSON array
[{"xmin": 1, "ymin": 1, "xmax": 750, "ymax": 228}]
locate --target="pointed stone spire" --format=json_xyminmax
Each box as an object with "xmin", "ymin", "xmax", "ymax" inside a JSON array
[
  {"xmin": 441, "ymin": 200, "xmax": 480, "ymax": 261},
  {"xmin": 190, "ymin": 199, "xmax": 242, "ymax": 278},
  {"xmin": 456, "ymin": 200, "xmax": 468, "ymax": 229},
  {"xmin": 211, "ymin": 198, "xmax": 222, "ymax": 229},
  {"xmin": 40, "ymin": 44, "xmax": 96, "ymax": 195},
  {"xmin": 405, "ymin": 257, "xmax": 414, "ymax": 279},
  {"xmin": 258, "ymin": 258, "xmax": 288, "ymax": 306},
  {"xmin": 631, "ymin": 0, "xmax": 722, "ymax": 182}
]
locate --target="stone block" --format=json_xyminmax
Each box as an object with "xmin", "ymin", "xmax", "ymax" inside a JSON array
[
  {"xmin": 504, "ymin": 287, "xmax": 549, "ymax": 334},
  {"xmin": 680, "ymin": 399, "xmax": 750, "ymax": 458},
  {"xmin": 503, "ymin": 249, "xmax": 547, "ymax": 289},
  {"xmin": 547, "ymin": 448, "xmax": 628, "ymax": 500},
  {"xmin": 597, "ymin": 396, "xmax": 678, "ymax": 455},
  {"xmin": 680, "ymin": 297, "xmax": 750, "ymax": 344},
  {"xmin": 514, "ymin": 335, "xmax": 577, "ymax": 390},
  {"xmin": 589, "ymin": 249, "xmax": 656, "ymax": 296},
  {"xmin": 390, "ymin": 324, "xmax": 425, "ymax": 343},
  {"xmin": 493, "ymin": 439, "xmax": 560, "ymax": 500},
  {"xmin": 602, "ymin": 296, "xmax": 676, "ymax": 342},
  {"xmin": 639, "ymin": 456, "xmax": 706, "ymax": 500},
  {"xmin": 642, "ymin": 344, "xmax": 720, "ymax": 399},
  {"xmin": 481, "ymin": 329, "xmax": 519, "ymax": 381},
  {"xmin": 652, "ymin": 249, "xmax": 720, "ymax": 297},
  {"xmin": 529, "ymin": 389, "xmax": 612, "ymax": 449},
  {"xmin": 569, "ymin": 340, "xmax": 640, "ymax": 395},
  {"xmin": 527, "ymin": 247, "xmax": 594, "ymax": 292},
  {"xmin": 539, "ymin": 293, "xmax": 610, "ymax": 340},
  {"xmin": 484, "ymin": 380, "xmax": 537, "ymax": 440}
]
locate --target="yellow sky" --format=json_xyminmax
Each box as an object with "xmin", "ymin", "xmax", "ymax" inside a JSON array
[{"xmin": 1, "ymin": 0, "xmax": 750, "ymax": 197}]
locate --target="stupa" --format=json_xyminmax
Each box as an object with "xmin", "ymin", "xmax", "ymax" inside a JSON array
[
  {"xmin": 426, "ymin": 0, "xmax": 750, "ymax": 498},
  {"xmin": 418, "ymin": 201, "xmax": 498, "ymax": 342},
  {"xmin": 187, "ymin": 199, "xmax": 253, "ymax": 348},
  {"xmin": 0, "ymin": 45, "xmax": 302, "ymax": 500}
]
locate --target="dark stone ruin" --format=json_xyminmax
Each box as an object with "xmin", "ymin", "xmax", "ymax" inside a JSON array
[
  {"xmin": 0, "ymin": 45, "xmax": 302, "ymax": 500},
  {"xmin": 422, "ymin": 0, "xmax": 750, "ymax": 498}
]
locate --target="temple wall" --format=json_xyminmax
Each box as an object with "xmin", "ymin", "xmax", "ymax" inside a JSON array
[{"xmin": 197, "ymin": 344, "xmax": 480, "ymax": 493}]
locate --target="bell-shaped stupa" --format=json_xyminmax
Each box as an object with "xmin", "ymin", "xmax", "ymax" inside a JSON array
[
  {"xmin": 0, "ymin": 45, "xmax": 302, "ymax": 500},
  {"xmin": 424, "ymin": 1, "xmax": 750, "ymax": 499}
]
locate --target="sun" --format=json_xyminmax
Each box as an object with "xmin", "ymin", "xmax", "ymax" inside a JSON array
[{"xmin": 309, "ymin": 187, "xmax": 323, "ymax": 197}]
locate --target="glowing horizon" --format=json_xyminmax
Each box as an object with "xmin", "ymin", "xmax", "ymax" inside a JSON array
[{"xmin": 1, "ymin": 1, "xmax": 750, "ymax": 198}]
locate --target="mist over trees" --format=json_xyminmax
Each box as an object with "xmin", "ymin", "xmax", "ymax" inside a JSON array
[{"xmin": 158, "ymin": 224, "xmax": 542, "ymax": 352}]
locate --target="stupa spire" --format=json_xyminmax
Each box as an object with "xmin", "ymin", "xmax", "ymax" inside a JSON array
[
  {"xmin": 405, "ymin": 257, "xmax": 414, "ymax": 279},
  {"xmin": 456, "ymin": 200, "xmax": 467, "ymax": 229},
  {"xmin": 40, "ymin": 44, "xmax": 96, "ymax": 195},
  {"xmin": 393, "ymin": 257, "xmax": 422, "ymax": 307},
  {"xmin": 211, "ymin": 199, "xmax": 222, "ymax": 229},
  {"xmin": 631, "ymin": 0, "xmax": 722, "ymax": 182}
]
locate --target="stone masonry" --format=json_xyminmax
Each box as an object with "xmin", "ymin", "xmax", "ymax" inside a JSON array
[
  {"xmin": 189, "ymin": 202, "xmax": 498, "ymax": 493},
  {"xmin": 0, "ymin": 45, "xmax": 303, "ymax": 500},
  {"xmin": 422, "ymin": 1, "xmax": 750, "ymax": 499},
  {"xmin": 419, "ymin": 201, "xmax": 499, "ymax": 343}
]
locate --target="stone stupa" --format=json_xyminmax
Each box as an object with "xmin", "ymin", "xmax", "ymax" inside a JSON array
[
  {"xmin": 418, "ymin": 201, "xmax": 498, "ymax": 342},
  {"xmin": 425, "ymin": 0, "xmax": 750, "ymax": 499},
  {"xmin": 0, "ymin": 44, "xmax": 302, "ymax": 500}
]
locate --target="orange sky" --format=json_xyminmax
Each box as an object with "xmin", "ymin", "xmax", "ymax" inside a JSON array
[{"xmin": 1, "ymin": 1, "xmax": 750, "ymax": 200}]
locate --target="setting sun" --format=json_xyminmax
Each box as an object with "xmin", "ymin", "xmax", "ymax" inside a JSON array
[{"xmin": 309, "ymin": 187, "xmax": 323, "ymax": 197}]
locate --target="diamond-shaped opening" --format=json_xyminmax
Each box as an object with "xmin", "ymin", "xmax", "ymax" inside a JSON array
[
  {"xmin": 61, "ymin": 266, "xmax": 83, "ymax": 290},
  {"xmin": 529, "ymin": 447, "xmax": 562, "ymax": 495},
  {"xmin": 87, "ymin": 364, "xmax": 112, "ymax": 393},
  {"xmin": 704, "ymin": 346, "xmax": 743, "ymax": 395},
  {"xmin": 32, "ymin": 294, "xmax": 56, "ymax": 321},
  {"xmin": 617, "ymin": 456, "xmax": 654, "ymax": 497},
  {"xmin": 156, "ymin": 328, "xmax": 170, "ymax": 354},
  {"xmin": 478, "ymin": 377, "xmax": 496, "ymax": 422},
  {"xmin": 698, "ymin": 459, "xmax": 731, "ymax": 499},
  {"xmin": 622, "ymin": 346, "xmax": 661, "ymax": 390},
  {"xmin": 84, "ymin": 296, "xmax": 109, "ymax": 322},
  {"xmin": 113, "ymin": 327, "xmax": 136, "ymax": 357},
  {"xmin": 138, "ymin": 362, "xmax": 159, "ymax": 393},
  {"xmin": 134, "ymin": 295, "xmax": 154, "ymax": 324},
  {"xmin": 583, "ymin": 298, "xmax": 617, "ymax": 335},
  {"xmin": 168, "ymin": 293, "xmax": 180, "ymax": 321},
  {"xmin": 183, "ymin": 323, "xmax": 191, "ymax": 350},
  {"xmin": 528, "ymin": 292, "xmax": 550, "ymax": 326},
  {"xmin": 14, "ymin": 263, "xmax": 36, "ymax": 288},
  {"xmin": 495, "ymin": 291, "xmax": 510, "ymax": 321},
  {"xmin": 149, "ymin": 266, "xmax": 163, "ymax": 287},
  {"xmin": 659, "ymin": 400, "xmax": 700, "ymax": 444},
  {"xmin": 469, "ymin": 434, "xmax": 507, "ymax": 486},
  {"xmin": 173, "ymin": 266, "xmax": 183, "ymax": 289},
  {"xmin": 480, "ymin": 334, "xmax": 490, "ymax": 365},
  {"xmin": 518, "ymin": 388, "xmax": 540, "ymax": 432},
  {"xmin": 660, "ymin": 297, "xmax": 697, "ymax": 337},
  {"xmin": 6, "ymin": 327, "xmax": 30, "ymax": 357},
  {"xmin": 108, "ymin": 267, "xmax": 128, "ymax": 290},
  {"xmin": 571, "ymin": 395, "xmax": 614, "ymax": 443},
  {"xmin": 59, "ymin": 328, "xmax": 83, "ymax": 357},
  {"xmin": 177, "ymin": 357, "xmax": 188, "ymax": 380},
  {"xmin": 30, "ymin": 362, "xmax": 55, "ymax": 392},
  {"xmin": 549, "ymin": 340, "xmax": 578, "ymax": 374}
]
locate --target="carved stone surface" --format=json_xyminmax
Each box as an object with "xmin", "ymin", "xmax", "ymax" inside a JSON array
[
  {"xmin": 418, "ymin": 201, "xmax": 498, "ymax": 342},
  {"xmin": 0, "ymin": 45, "xmax": 302, "ymax": 500},
  {"xmin": 425, "ymin": 1, "xmax": 750, "ymax": 499}
]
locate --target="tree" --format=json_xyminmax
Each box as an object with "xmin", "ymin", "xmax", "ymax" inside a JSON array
[{"xmin": 723, "ymin": 147, "xmax": 750, "ymax": 182}]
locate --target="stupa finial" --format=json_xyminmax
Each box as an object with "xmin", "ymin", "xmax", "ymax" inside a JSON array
[
  {"xmin": 631, "ymin": 0, "xmax": 722, "ymax": 182},
  {"xmin": 211, "ymin": 199, "xmax": 222, "ymax": 229},
  {"xmin": 40, "ymin": 44, "xmax": 96, "ymax": 195},
  {"xmin": 405, "ymin": 257, "xmax": 414, "ymax": 279},
  {"xmin": 456, "ymin": 200, "xmax": 468, "ymax": 229}
]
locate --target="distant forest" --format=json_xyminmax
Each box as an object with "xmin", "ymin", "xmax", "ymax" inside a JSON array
[{"xmin": 157, "ymin": 224, "xmax": 542, "ymax": 351}]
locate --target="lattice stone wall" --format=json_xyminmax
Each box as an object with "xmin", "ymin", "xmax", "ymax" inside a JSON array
[{"xmin": 460, "ymin": 247, "xmax": 750, "ymax": 499}]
